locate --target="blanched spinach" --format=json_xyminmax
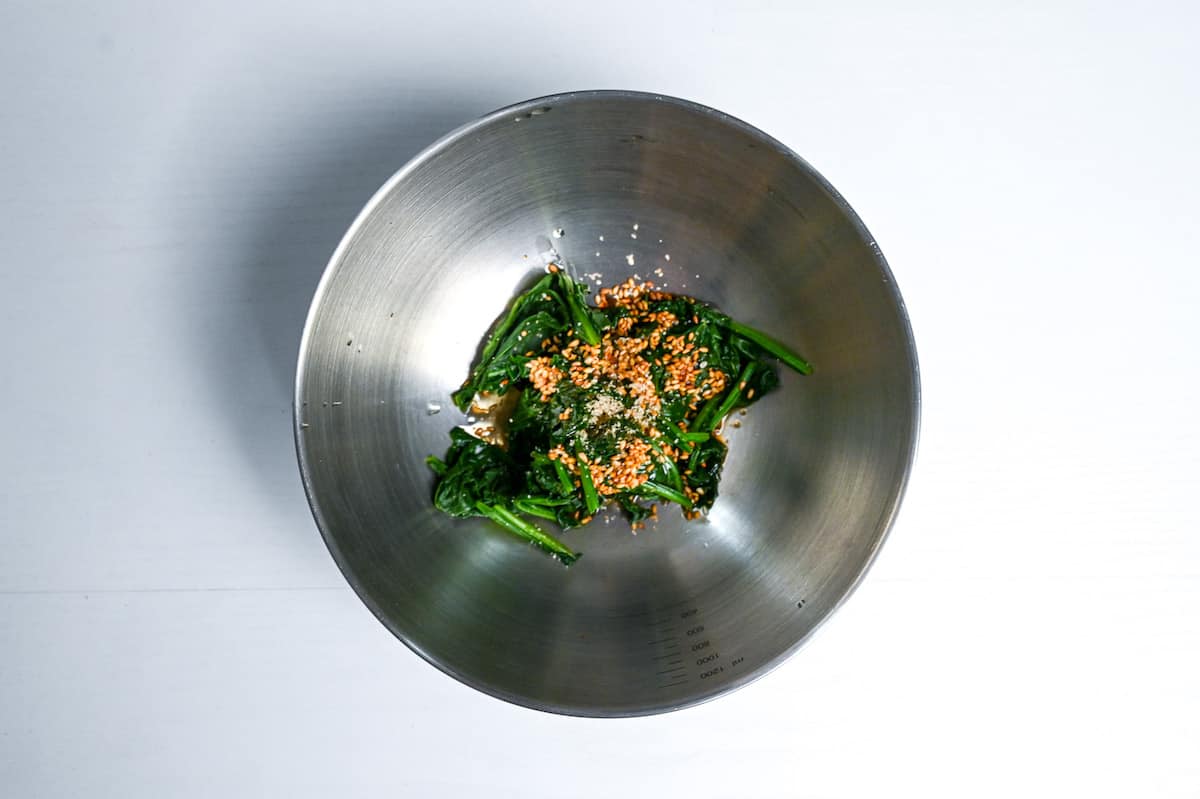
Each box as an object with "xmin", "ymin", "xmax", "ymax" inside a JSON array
[{"xmin": 428, "ymin": 267, "xmax": 811, "ymax": 565}]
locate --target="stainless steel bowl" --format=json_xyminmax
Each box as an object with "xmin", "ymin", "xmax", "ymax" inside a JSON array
[{"xmin": 295, "ymin": 91, "xmax": 919, "ymax": 716}]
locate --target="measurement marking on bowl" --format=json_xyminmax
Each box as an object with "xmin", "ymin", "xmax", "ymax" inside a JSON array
[
  {"xmin": 647, "ymin": 602, "xmax": 747, "ymax": 690},
  {"xmin": 648, "ymin": 607, "xmax": 687, "ymax": 689}
]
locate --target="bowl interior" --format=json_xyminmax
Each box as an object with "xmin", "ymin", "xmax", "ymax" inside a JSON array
[{"xmin": 296, "ymin": 92, "xmax": 918, "ymax": 716}]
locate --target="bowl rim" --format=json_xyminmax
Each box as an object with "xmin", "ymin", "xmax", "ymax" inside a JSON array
[{"xmin": 293, "ymin": 89, "xmax": 922, "ymax": 718}]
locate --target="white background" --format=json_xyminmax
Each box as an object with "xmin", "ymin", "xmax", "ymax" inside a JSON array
[{"xmin": 2, "ymin": 1, "xmax": 1198, "ymax": 796}]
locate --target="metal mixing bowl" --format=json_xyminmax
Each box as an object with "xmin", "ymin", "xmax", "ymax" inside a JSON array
[{"xmin": 295, "ymin": 91, "xmax": 919, "ymax": 716}]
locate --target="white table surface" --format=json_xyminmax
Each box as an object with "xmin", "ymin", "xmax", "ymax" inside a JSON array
[{"xmin": 3, "ymin": 1, "xmax": 1198, "ymax": 796}]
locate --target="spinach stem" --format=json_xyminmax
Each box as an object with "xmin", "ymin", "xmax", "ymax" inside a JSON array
[
  {"xmin": 709, "ymin": 362, "xmax": 757, "ymax": 432},
  {"xmin": 718, "ymin": 316, "xmax": 813, "ymax": 375},
  {"xmin": 475, "ymin": 501, "xmax": 578, "ymax": 563},
  {"xmin": 517, "ymin": 496, "xmax": 573, "ymax": 507},
  {"xmin": 479, "ymin": 274, "xmax": 554, "ymax": 366},
  {"xmin": 638, "ymin": 480, "xmax": 693, "ymax": 510},
  {"xmin": 556, "ymin": 271, "xmax": 601, "ymax": 345},
  {"xmin": 649, "ymin": 439, "xmax": 685, "ymax": 492},
  {"xmin": 576, "ymin": 455, "xmax": 601, "ymax": 516},
  {"xmin": 692, "ymin": 394, "xmax": 722, "ymax": 433},
  {"xmin": 513, "ymin": 499, "xmax": 560, "ymax": 521},
  {"xmin": 552, "ymin": 459, "xmax": 574, "ymax": 495},
  {"xmin": 660, "ymin": 423, "xmax": 694, "ymax": 454}
]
